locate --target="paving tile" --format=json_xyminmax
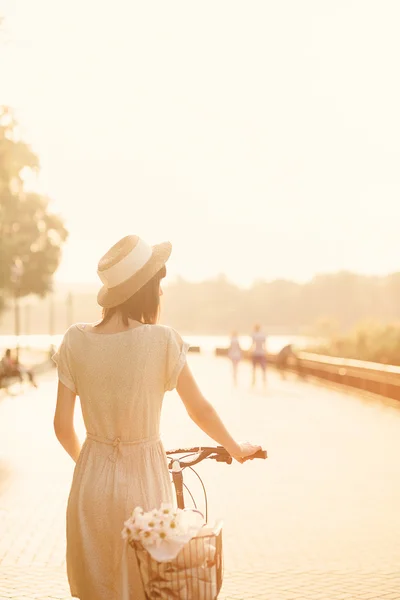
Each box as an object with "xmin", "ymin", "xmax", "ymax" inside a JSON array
[{"xmin": 1, "ymin": 356, "xmax": 400, "ymax": 598}]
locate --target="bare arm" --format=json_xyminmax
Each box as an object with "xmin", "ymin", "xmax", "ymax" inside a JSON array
[
  {"xmin": 176, "ymin": 364, "xmax": 260, "ymax": 462},
  {"xmin": 54, "ymin": 380, "xmax": 81, "ymax": 462}
]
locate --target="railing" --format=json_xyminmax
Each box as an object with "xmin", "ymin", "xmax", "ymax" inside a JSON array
[
  {"xmin": 295, "ymin": 351, "xmax": 400, "ymax": 401},
  {"xmin": 188, "ymin": 346, "xmax": 201, "ymax": 353},
  {"xmin": 215, "ymin": 347, "xmax": 400, "ymax": 402}
]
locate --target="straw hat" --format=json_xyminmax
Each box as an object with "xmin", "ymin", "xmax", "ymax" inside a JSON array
[{"xmin": 97, "ymin": 235, "xmax": 172, "ymax": 308}]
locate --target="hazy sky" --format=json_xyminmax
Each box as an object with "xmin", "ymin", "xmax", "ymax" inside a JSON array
[{"xmin": 1, "ymin": 1, "xmax": 400, "ymax": 287}]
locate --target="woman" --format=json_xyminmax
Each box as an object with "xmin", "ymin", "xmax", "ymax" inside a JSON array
[
  {"xmin": 228, "ymin": 331, "xmax": 242, "ymax": 385},
  {"xmin": 53, "ymin": 235, "xmax": 261, "ymax": 600}
]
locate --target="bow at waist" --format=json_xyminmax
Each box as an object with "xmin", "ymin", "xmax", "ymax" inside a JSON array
[{"xmin": 86, "ymin": 432, "xmax": 160, "ymax": 462}]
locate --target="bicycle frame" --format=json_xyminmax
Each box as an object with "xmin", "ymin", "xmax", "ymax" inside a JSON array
[
  {"xmin": 131, "ymin": 445, "xmax": 266, "ymax": 600},
  {"xmin": 171, "ymin": 460, "xmax": 186, "ymax": 509}
]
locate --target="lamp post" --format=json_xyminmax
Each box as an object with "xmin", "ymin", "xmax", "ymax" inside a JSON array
[
  {"xmin": 67, "ymin": 292, "xmax": 73, "ymax": 328},
  {"xmin": 49, "ymin": 292, "xmax": 55, "ymax": 337},
  {"xmin": 25, "ymin": 304, "xmax": 31, "ymax": 339},
  {"xmin": 10, "ymin": 259, "xmax": 24, "ymax": 362}
]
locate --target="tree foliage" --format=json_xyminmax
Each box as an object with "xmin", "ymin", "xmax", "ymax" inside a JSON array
[
  {"xmin": 160, "ymin": 271, "xmax": 400, "ymax": 335},
  {"xmin": 309, "ymin": 322, "xmax": 400, "ymax": 366},
  {"xmin": 0, "ymin": 107, "xmax": 68, "ymax": 306}
]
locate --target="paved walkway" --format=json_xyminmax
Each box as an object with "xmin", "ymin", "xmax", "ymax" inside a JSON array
[{"xmin": 1, "ymin": 353, "xmax": 400, "ymax": 599}]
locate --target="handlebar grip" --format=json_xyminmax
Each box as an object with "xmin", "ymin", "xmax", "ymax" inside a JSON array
[{"xmin": 243, "ymin": 449, "xmax": 268, "ymax": 461}]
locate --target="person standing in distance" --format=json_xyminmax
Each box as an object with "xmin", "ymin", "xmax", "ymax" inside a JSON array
[
  {"xmin": 250, "ymin": 324, "xmax": 267, "ymax": 387},
  {"xmin": 228, "ymin": 331, "xmax": 242, "ymax": 386}
]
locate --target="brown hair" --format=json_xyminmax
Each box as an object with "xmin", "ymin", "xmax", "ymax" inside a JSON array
[{"xmin": 98, "ymin": 265, "xmax": 166, "ymax": 327}]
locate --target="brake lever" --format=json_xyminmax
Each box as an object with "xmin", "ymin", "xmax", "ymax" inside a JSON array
[{"xmin": 215, "ymin": 454, "xmax": 233, "ymax": 464}]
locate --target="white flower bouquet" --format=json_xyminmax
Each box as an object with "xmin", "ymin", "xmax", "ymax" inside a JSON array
[
  {"xmin": 122, "ymin": 503, "xmax": 205, "ymax": 562},
  {"xmin": 122, "ymin": 504, "xmax": 221, "ymax": 599}
]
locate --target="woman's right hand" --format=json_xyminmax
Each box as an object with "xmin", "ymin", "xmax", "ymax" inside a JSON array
[{"xmin": 230, "ymin": 441, "xmax": 262, "ymax": 463}]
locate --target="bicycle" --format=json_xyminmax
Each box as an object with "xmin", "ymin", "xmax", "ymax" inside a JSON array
[{"xmin": 130, "ymin": 445, "xmax": 267, "ymax": 599}]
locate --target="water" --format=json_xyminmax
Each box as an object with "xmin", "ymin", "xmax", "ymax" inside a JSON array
[
  {"xmin": 185, "ymin": 334, "xmax": 313, "ymax": 353},
  {"xmin": 0, "ymin": 332, "xmax": 314, "ymax": 354}
]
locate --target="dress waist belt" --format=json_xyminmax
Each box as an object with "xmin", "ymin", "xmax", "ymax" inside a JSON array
[{"xmin": 86, "ymin": 432, "xmax": 160, "ymax": 462}]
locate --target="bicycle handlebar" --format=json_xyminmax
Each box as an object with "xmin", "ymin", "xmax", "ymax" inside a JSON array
[{"xmin": 166, "ymin": 445, "xmax": 267, "ymax": 469}]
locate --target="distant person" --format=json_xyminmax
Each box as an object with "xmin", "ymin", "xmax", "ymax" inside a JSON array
[
  {"xmin": 49, "ymin": 344, "xmax": 57, "ymax": 364},
  {"xmin": 228, "ymin": 331, "xmax": 242, "ymax": 385},
  {"xmin": 0, "ymin": 350, "xmax": 12, "ymax": 387},
  {"xmin": 276, "ymin": 344, "xmax": 296, "ymax": 379},
  {"xmin": 1, "ymin": 349, "xmax": 22, "ymax": 384},
  {"xmin": 0, "ymin": 348, "xmax": 37, "ymax": 388},
  {"xmin": 250, "ymin": 324, "xmax": 267, "ymax": 386}
]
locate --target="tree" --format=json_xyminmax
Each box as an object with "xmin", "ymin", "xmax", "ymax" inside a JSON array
[{"xmin": 0, "ymin": 107, "xmax": 68, "ymax": 310}]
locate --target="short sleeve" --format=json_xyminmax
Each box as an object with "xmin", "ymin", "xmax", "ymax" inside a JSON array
[
  {"xmin": 52, "ymin": 329, "xmax": 77, "ymax": 394},
  {"xmin": 165, "ymin": 328, "xmax": 191, "ymax": 392}
]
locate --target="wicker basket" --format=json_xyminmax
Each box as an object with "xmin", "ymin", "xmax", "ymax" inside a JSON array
[{"xmin": 131, "ymin": 523, "xmax": 223, "ymax": 600}]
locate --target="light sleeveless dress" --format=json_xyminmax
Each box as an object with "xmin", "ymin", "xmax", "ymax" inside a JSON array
[
  {"xmin": 228, "ymin": 336, "xmax": 242, "ymax": 363},
  {"xmin": 53, "ymin": 323, "xmax": 189, "ymax": 600}
]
